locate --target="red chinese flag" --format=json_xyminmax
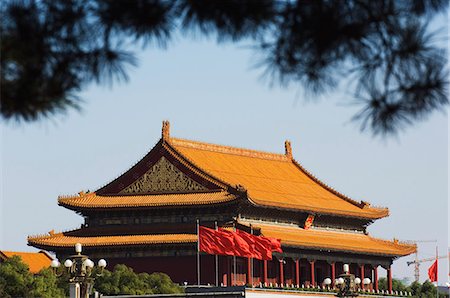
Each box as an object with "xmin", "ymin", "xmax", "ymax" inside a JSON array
[
  {"xmin": 428, "ymin": 259, "xmax": 438, "ymax": 282},
  {"xmin": 198, "ymin": 226, "xmax": 235, "ymax": 256},
  {"xmin": 267, "ymin": 237, "xmax": 283, "ymax": 253},
  {"xmin": 219, "ymin": 228, "xmax": 254, "ymax": 258},
  {"xmin": 236, "ymin": 229, "xmax": 272, "ymax": 260}
]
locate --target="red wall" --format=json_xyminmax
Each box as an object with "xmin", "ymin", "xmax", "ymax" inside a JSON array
[{"xmin": 106, "ymin": 255, "xmax": 217, "ymax": 285}]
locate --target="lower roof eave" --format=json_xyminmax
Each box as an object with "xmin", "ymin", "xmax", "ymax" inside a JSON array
[
  {"xmin": 281, "ymin": 243, "xmax": 414, "ymax": 259},
  {"xmin": 28, "ymin": 241, "xmax": 197, "ymax": 251}
]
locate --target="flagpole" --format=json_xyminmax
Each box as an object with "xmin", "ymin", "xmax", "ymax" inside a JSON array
[
  {"xmin": 250, "ymin": 224, "xmax": 253, "ymax": 287},
  {"xmin": 233, "ymin": 222, "xmax": 236, "ymax": 286},
  {"xmin": 215, "ymin": 221, "xmax": 219, "ymax": 287},
  {"xmin": 436, "ymin": 244, "xmax": 438, "ymax": 298},
  {"xmin": 197, "ymin": 219, "xmax": 200, "ymax": 286}
]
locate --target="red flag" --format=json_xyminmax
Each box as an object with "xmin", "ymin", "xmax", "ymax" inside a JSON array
[
  {"xmin": 236, "ymin": 229, "xmax": 272, "ymax": 260},
  {"xmin": 428, "ymin": 259, "xmax": 438, "ymax": 282},
  {"xmin": 267, "ymin": 237, "xmax": 283, "ymax": 253},
  {"xmin": 199, "ymin": 226, "xmax": 236, "ymax": 256},
  {"xmin": 200, "ymin": 226, "xmax": 283, "ymax": 259},
  {"xmin": 219, "ymin": 228, "xmax": 254, "ymax": 258}
]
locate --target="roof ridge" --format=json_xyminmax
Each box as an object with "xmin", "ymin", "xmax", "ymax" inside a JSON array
[
  {"xmin": 60, "ymin": 190, "xmax": 227, "ymax": 200},
  {"xmin": 170, "ymin": 137, "xmax": 289, "ymax": 161}
]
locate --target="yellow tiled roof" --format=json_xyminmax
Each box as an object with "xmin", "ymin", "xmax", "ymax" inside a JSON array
[
  {"xmin": 0, "ymin": 251, "xmax": 53, "ymax": 273},
  {"xmin": 168, "ymin": 137, "xmax": 388, "ymax": 219},
  {"xmin": 239, "ymin": 221, "xmax": 416, "ymax": 257},
  {"xmin": 28, "ymin": 233, "xmax": 197, "ymax": 248},
  {"xmin": 59, "ymin": 191, "xmax": 235, "ymax": 209},
  {"xmin": 27, "ymin": 223, "xmax": 415, "ymax": 257}
]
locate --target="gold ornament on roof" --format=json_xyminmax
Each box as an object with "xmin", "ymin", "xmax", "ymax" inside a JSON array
[{"xmin": 120, "ymin": 157, "xmax": 206, "ymax": 194}]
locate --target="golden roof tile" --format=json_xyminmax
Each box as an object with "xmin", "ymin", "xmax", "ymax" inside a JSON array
[
  {"xmin": 27, "ymin": 233, "xmax": 197, "ymax": 248},
  {"xmin": 239, "ymin": 221, "xmax": 416, "ymax": 257},
  {"xmin": 59, "ymin": 191, "xmax": 235, "ymax": 209},
  {"xmin": 167, "ymin": 136, "xmax": 388, "ymax": 219},
  {"xmin": 0, "ymin": 251, "xmax": 53, "ymax": 273}
]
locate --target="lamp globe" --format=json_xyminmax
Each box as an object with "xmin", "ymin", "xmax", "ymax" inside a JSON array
[
  {"xmin": 98, "ymin": 259, "xmax": 107, "ymax": 268},
  {"xmin": 64, "ymin": 259, "xmax": 73, "ymax": 268},
  {"xmin": 75, "ymin": 243, "xmax": 82, "ymax": 253},
  {"xmin": 50, "ymin": 259, "xmax": 60, "ymax": 268}
]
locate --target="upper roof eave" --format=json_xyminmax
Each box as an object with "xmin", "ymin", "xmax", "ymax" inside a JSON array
[
  {"xmin": 57, "ymin": 190, "xmax": 238, "ymax": 210},
  {"xmin": 245, "ymin": 195, "xmax": 389, "ymax": 220}
]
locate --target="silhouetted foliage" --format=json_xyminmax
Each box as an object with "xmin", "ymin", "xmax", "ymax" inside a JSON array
[
  {"xmin": 378, "ymin": 277, "xmax": 408, "ymax": 292},
  {"xmin": 378, "ymin": 277, "xmax": 448, "ymax": 297},
  {"xmin": 0, "ymin": 257, "xmax": 182, "ymax": 296},
  {"xmin": 0, "ymin": 256, "xmax": 65, "ymax": 298},
  {"xmin": 2, "ymin": 0, "xmax": 448, "ymax": 134},
  {"xmin": 92, "ymin": 264, "xmax": 183, "ymax": 295}
]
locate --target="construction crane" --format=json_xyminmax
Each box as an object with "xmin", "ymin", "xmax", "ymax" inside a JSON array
[
  {"xmin": 403, "ymin": 240, "xmax": 437, "ymax": 282},
  {"xmin": 407, "ymin": 255, "xmax": 448, "ymax": 282}
]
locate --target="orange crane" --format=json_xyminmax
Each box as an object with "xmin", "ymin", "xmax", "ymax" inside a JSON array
[{"xmin": 407, "ymin": 255, "xmax": 447, "ymax": 282}]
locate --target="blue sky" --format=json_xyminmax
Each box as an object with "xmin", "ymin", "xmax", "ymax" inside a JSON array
[{"xmin": 1, "ymin": 20, "xmax": 448, "ymax": 284}]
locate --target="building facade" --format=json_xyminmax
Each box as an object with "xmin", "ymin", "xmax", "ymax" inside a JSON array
[{"xmin": 28, "ymin": 121, "xmax": 415, "ymax": 292}]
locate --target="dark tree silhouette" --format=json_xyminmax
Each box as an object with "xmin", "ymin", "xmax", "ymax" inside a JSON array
[{"xmin": 1, "ymin": 0, "xmax": 448, "ymax": 134}]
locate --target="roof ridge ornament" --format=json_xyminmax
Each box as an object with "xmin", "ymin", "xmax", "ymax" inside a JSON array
[
  {"xmin": 285, "ymin": 140, "xmax": 293, "ymax": 159},
  {"xmin": 162, "ymin": 120, "xmax": 170, "ymax": 140}
]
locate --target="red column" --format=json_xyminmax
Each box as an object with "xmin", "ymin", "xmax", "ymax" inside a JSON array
[
  {"xmin": 331, "ymin": 262, "xmax": 336, "ymax": 287},
  {"xmin": 263, "ymin": 260, "xmax": 268, "ymax": 286},
  {"xmin": 295, "ymin": 259, "xmax": 300, "ymax": 286},
  {"xmin": 247, "ymin": 258, "xmax": 252, "ymax": 285},
  {"xmin": 279, "ymin": 259, "xmax": 284, "ymax": 286},
  {"xmin": 222, "ymin": 257, "xmax": 227, "ymax": 286},
  {"xmin": 374, "ymin": 266, "xmax": 379, "ymax": 291},
  {"xmin": 310, "ymin": 261, "xmax": 315, "ymax": 286},
  {"xmin": 360, "ymin": 264, "xmax": 365, "ymax": 280},
  {"xmin": 387, "ymin": 266, "xmax": 392, "ymax": 294}
]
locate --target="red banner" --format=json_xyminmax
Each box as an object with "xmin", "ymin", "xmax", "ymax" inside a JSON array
[
  {"xmin": 304, "ymin": 214, "xmax": 314, "ymax": 230},
  {"xmin": 428, "ymin": 259, "xmax": 438, "ymax": 282},
  {"xmin": 199, "ymin": 225, "xmax": 282, "ymax": 260}
]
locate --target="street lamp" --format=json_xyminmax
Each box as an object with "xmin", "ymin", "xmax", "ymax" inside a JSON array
[
  {"xmin": 51, "ymin": 243, "xmax": 107, "ymax": 298},
  {"xmin": 335, "ymin": 264, "xmax": 358, "ymax": 297}
]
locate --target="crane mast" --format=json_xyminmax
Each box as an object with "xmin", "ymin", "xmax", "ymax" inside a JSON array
[
  {"xmin": 407, "ymin": 255, "xmax": 447, "ymax": 282},
  {"xmin": 404, "ymin": 240, "xmax": 439, "ymax": 282}
]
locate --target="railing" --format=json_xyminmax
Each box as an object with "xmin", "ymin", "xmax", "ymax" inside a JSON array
[{"xmin": 246, "ymin": 284, "xmax": 413, "ymax": 296}]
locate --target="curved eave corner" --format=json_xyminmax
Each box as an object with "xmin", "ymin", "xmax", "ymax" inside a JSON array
[
  {"xmin": 244, "ymin": 193, "xmax": 389, "ymax": 221},
  {"xmin": 290, "ymin": 158, "xmax": 390, "ymax": 220}
]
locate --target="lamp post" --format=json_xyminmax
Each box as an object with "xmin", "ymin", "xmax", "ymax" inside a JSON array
[
  {"xmin": 335, "ymin": 264, "xmax": 358, "ymax": 297},
  {"xmin": 51, "ymin": 243, "xmax": 106, "ymax": 298}
]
